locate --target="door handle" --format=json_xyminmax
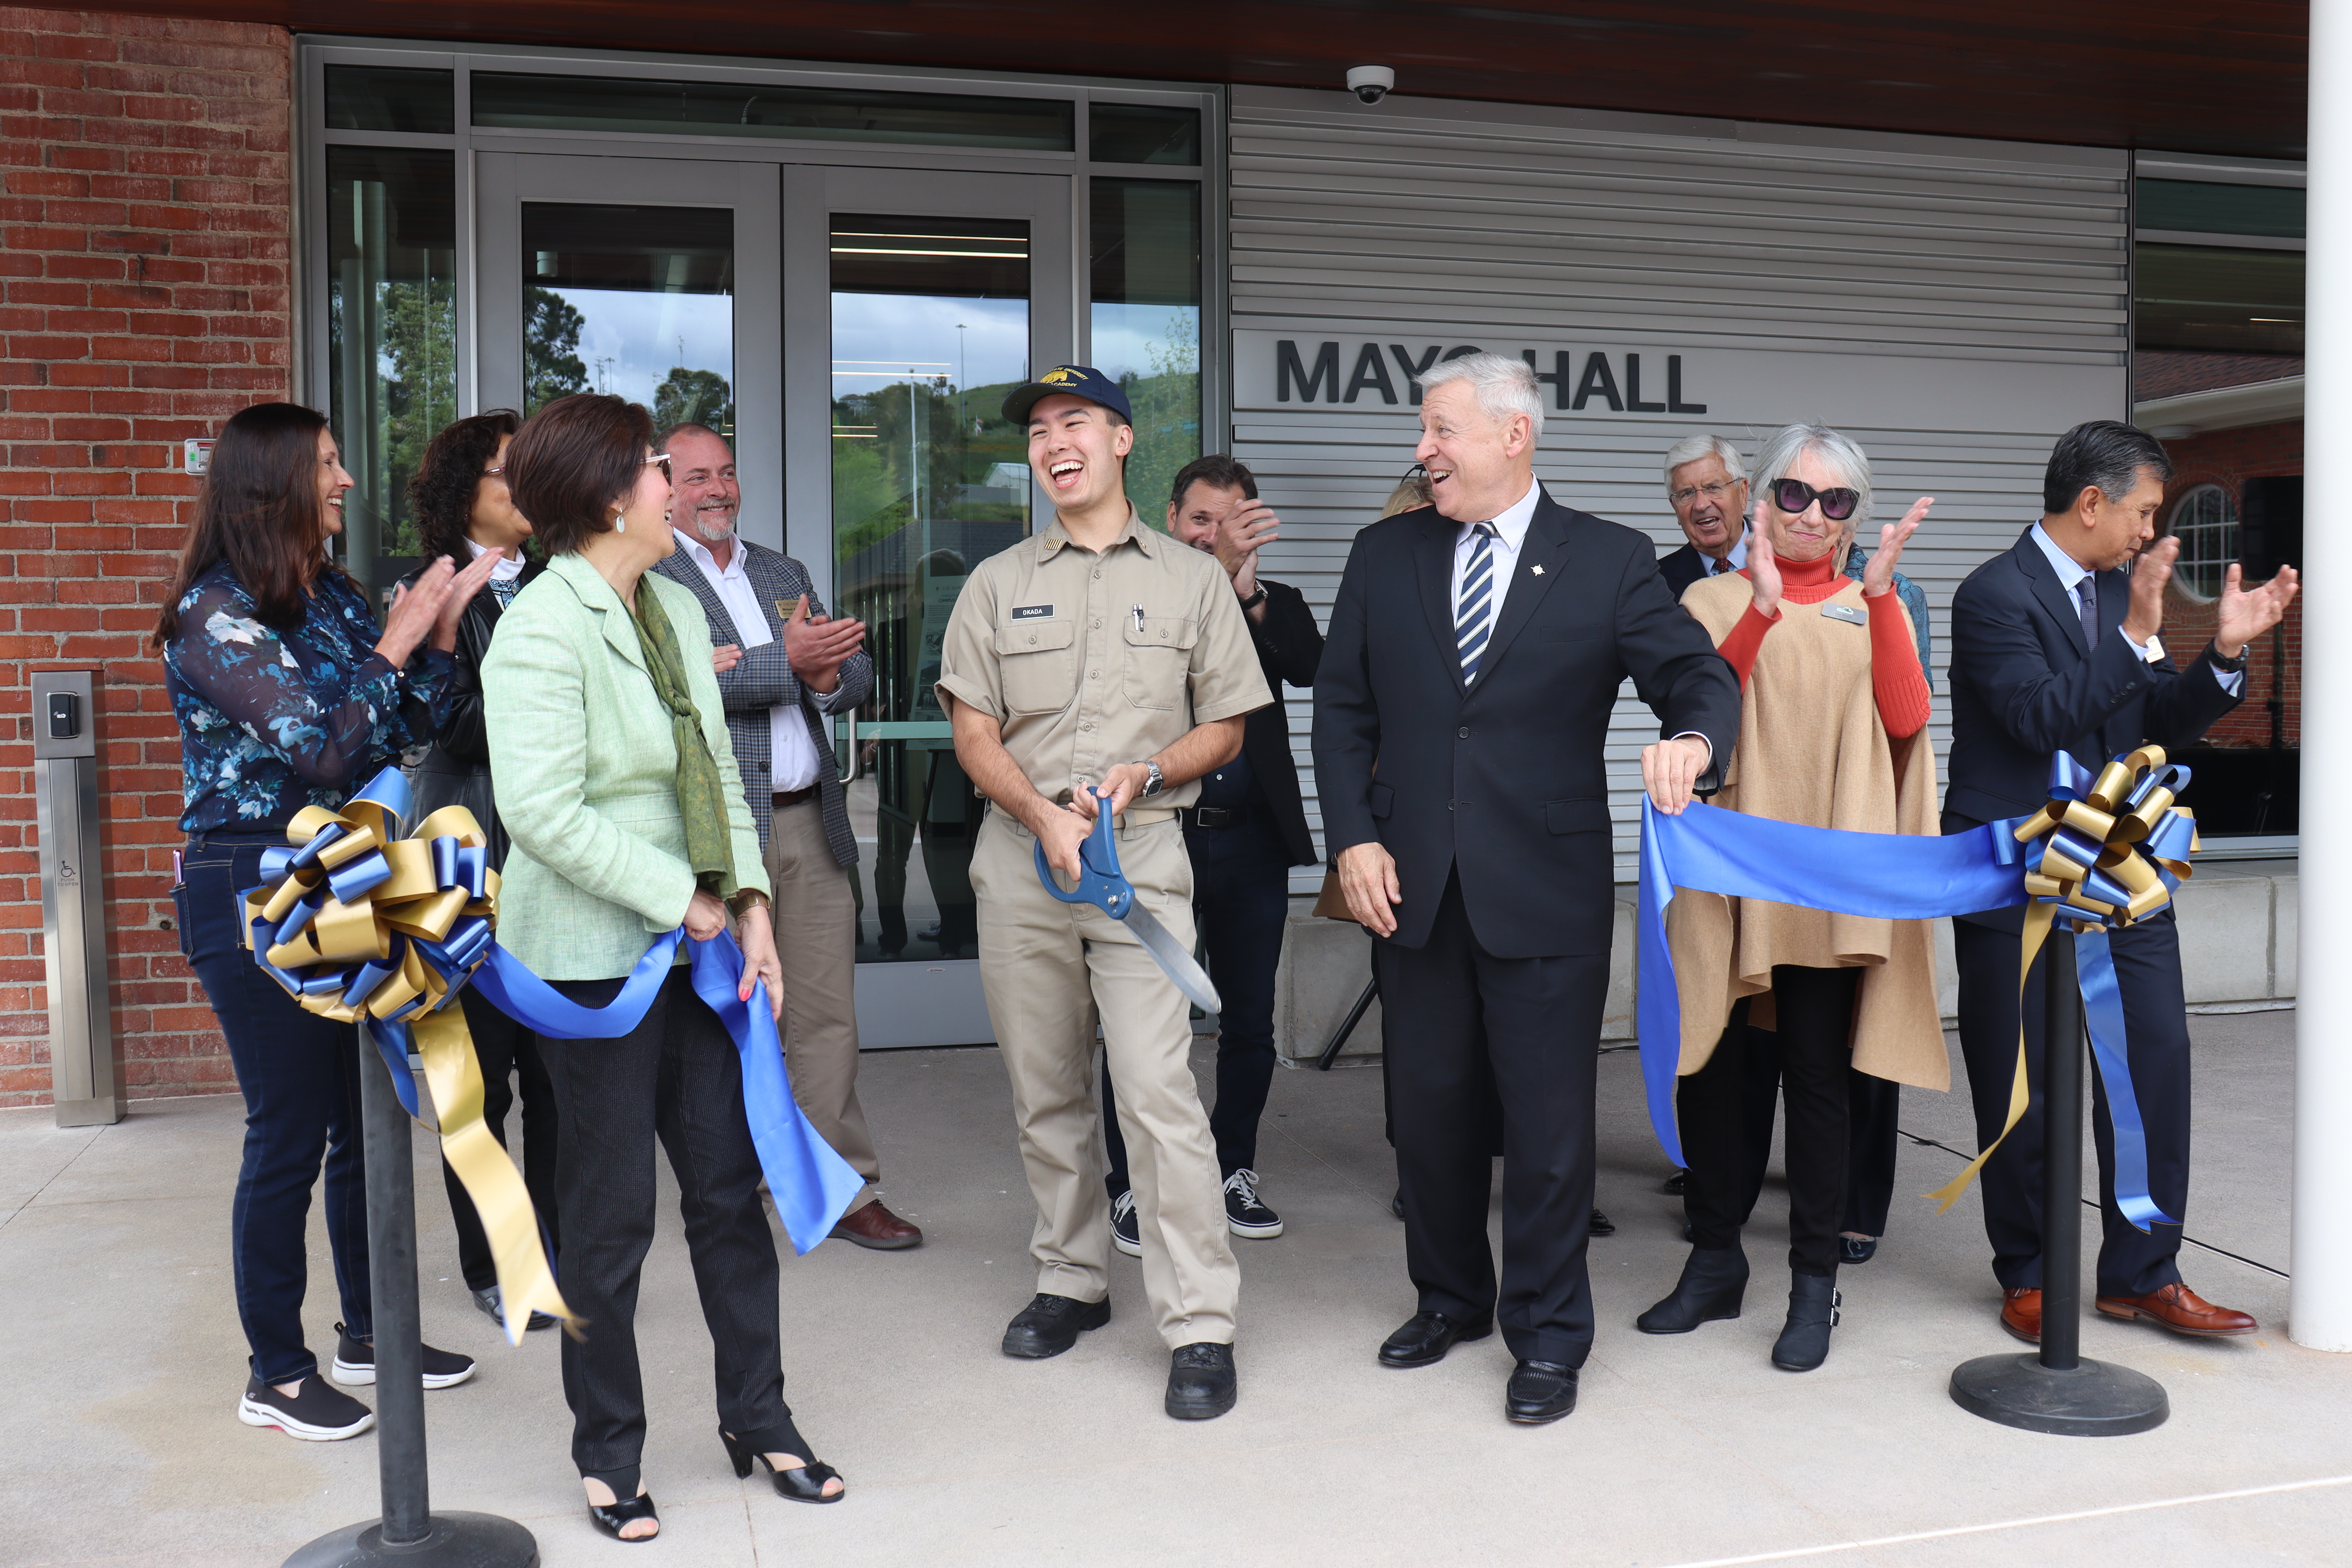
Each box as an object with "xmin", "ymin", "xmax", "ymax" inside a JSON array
[{"xmin": 838, "ymin": 712, "xmax": 860, "ymax": 786}]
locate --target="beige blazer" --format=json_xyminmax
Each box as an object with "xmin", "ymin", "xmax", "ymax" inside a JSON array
[{"xmin": 482, "ymin": 551, "xmax": 769, "ymax": 981}]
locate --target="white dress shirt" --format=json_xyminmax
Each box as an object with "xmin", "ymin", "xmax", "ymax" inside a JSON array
[
  {"xmin": 2028, "ymin": 523, "xmax": 2242, "ymax": 697},
  {"xmin": 673, "ymin": 529, "xmax": 825, "ymax": 792},
  {"xmin": 464, "ymin": 535, "xmax": 527, "ymax": 580}
]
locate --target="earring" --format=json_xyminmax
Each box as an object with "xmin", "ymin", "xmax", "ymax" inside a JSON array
[{"xmin": 614, "ymin": 511, "xmax": 627, "ymax": 534}]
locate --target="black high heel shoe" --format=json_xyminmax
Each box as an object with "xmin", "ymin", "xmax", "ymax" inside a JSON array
[
  {"xmin": 584, "ymin": 1469, "xmax": 660, "ymax": 1542},
  {"xmin": 721, "ymin": 1426, "xmax": 844, "ymax": 1504}
]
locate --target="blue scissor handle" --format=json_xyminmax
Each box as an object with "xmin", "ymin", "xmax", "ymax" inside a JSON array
[{"xmin": 1033, "ymin": 790, "xmax": 1134, "ymax": 919}]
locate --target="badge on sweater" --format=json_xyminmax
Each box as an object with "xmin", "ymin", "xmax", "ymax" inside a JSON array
[{"xmin": 1820, "ymin": 603, "xmax": 1867, "ymax": 626}]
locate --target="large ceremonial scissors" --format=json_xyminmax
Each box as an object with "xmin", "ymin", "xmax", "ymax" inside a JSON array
[{"xmin": 1034, "ymin": 789, "xmax": 1223, "ymax": 1014}]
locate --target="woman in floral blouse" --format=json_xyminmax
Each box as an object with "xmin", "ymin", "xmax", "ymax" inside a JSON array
[{"xmin": 154, "ymin": 401, "xmax": 500, "ymax": 1442}]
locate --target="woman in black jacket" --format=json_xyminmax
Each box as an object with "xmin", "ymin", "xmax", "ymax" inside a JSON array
[{"xmin": 399, "ymin": 408, "xmax": 559, "ymax": 1332}]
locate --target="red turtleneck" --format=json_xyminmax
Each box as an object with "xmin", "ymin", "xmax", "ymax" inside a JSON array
[{"xmin": 1714, "ymin": 551, "xmax": 1931, "ymax": 739}]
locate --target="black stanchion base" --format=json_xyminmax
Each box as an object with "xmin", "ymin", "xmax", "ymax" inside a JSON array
[
  {"xmin": 1949, "ymin": 1353, "xmax": 2169, "ymax": 1436},
  {"xmin": 283, "ymin": 1511, "xmax": 537, "ymax": 1568}
]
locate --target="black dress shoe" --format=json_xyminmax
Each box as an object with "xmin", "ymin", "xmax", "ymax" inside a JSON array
[
  {"xmin": 1391, "ymin": 1187, "xmax": 1406, "ymax": 1221},
  {"xmin": 1165, "ymin": 1342, "xmax": 1237, "ymax": 1419},
  {"xmin": 1588, "ymin": 1207, "xmax": 1615, "ymax": 1236},
  {"xmin": 1000, "ymin": 1292, "xmax": 1110, "ymax": 1359},
  {"xmin": 1771, "ymin": 1272, "xmax": 1840, "ymax": 1372},
  {"xmin": 1663, "ymin": 1167, "xmax": 1688, "ymax": 1196},
  {"xmin": 1505, "ymin": 1360, "xmax": 1579, "ymax": 1424},
  {"xmin": 1637, "ymin": 1245, "xmax": 1749, "ymax": 1334},
  {"xmin": 1379, "ymin": 1309, "xmax": 1494, "ymax": 1368}
]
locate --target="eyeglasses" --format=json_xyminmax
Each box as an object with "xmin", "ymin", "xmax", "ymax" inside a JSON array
[
  {"xmin": 481, "ymin": 463, "xmax": 505, "ymax": 477},
  {"xmin": 646, "ymin": 453, "xmax": 673, "ymax": 480},
  {"xmin": 1769, "ymin": 477, "xmax": 1860, "ymax": 521},
  {"xmin": 1669, "ymin": 479, "xmax": 1742, "ymax": 507}
]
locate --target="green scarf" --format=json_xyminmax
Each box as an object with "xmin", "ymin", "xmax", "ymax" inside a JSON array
[{"xmin": 629, "ymin": 584, "xmax": 740, "ymax": 902}]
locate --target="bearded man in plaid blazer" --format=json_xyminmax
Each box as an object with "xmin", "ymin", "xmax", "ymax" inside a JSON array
[{"xmin": 650, "ymin": 423, "xmax": 921, "ymax": 1250}]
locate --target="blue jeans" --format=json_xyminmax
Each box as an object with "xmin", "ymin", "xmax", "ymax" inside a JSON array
[
  {"xmin": 179, "ymin": 831, "xmax": 372, "ymax": 1385},
  {"xmin": 1104, "ymin": 815, "xmax": 1291, "ymax": 1191}
]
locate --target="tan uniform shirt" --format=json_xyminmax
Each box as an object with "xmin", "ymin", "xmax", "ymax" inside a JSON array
[{"xmin": 935, "ymin": 509, "xmax": 1270, "ymax": 807}]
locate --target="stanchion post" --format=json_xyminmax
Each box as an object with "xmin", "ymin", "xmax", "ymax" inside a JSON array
[
  {"xmin": 1947, "ymin": 923, "xmax": 2169, "ymax": 1436},
  {"xmin": 2037, "ymin": 929, "xmax": 2084, "ymax": 1374},
  {"xmin": 281, "ymin": 1038, "xmax": 538, "ymax": 1568}
]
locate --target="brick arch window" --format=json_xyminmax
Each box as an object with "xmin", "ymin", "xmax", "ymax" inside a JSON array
[{"xmin": 2167, "ymin": 482, "xmax": 2239, "ymax": 601}]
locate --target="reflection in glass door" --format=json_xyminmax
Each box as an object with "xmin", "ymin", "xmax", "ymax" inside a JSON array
[
  {"xmin": 831, "ymin": 217, "xmax": 1031, "ymax": 963},
  {"xmin": 519, "ymin": 203, "xmax": 735, "ymax": 432}
]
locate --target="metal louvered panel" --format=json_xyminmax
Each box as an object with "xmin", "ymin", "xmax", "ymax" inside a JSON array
[{"xmin": 1225, "ymin": 89, "xmax": 2129, "ymax": 885}]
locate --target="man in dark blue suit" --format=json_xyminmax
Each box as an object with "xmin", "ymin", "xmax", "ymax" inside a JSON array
[
  {"xmin": 1314, "ymin": 353, "xmax": 1740, "ymax": 1425},
  {"xmin": 1945, "ymin": 420, "xmax": 2297, "ymax": 1343}
]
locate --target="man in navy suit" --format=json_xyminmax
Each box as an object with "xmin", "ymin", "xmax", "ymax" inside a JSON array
[
  {"xmin": 1314, "ymin": 353, "xmax": 1740, "ymax": 1424},
  {"xmin": 1945, "ymin": 420, "xmax": 2297, "ymax": 1343}
]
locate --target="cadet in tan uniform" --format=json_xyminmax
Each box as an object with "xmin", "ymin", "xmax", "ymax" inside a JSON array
[{"xmin": 937, "ymin": 365, "xmax": 1272, "ymax": 1421}]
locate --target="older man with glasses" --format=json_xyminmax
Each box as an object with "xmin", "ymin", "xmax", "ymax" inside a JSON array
[{"xmin": 1657, "ymin": 434, "xmax": 1753, "ymax": 596}]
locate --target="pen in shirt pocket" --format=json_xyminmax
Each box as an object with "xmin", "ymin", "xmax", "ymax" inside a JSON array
[{"xmin": 1132, "ymin": 603, "xmax": 1145, "ymax": 632}]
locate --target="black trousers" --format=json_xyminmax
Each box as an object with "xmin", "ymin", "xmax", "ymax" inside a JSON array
[
  {"xmin": 441, "ymin": 985, "xmax": 560, "ymax": 1292},
  {"xmin": 1953, "ymin": 914, "xmax": 2190, "ymax": 1297},
  {"xmin": 541, "ymin": 966, "xmax": 797, "ymax": 1488},
  {"xmin": 1376, "ymin": 872, "xmax": 1607, "ymax": 1366},
  {"xmin": 1680, "ymin": 967, "xmax": 1861, "ymax": 1278},
  {"xmin": 1691, "ymin": 1024, "xmax": 1904, "ymax": 1240},
  {"xmin": 1103, "ymin": 813, "xmax": 1290, "ymax": 1191}
]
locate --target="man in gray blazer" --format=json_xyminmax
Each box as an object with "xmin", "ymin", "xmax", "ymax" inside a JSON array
[{"xmin": 651, "ymin": 423, "xmax": 920, "ymax": 1250}]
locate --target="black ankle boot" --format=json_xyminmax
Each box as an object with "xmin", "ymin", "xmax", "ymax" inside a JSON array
[
  {"xmin": 1771, "ymin": 1271, "xmax": 1841, "ymax": 1371},
  {"xmin": 1636, "ymin": 1246, "xmax": 1749, "ymax": 1334}
]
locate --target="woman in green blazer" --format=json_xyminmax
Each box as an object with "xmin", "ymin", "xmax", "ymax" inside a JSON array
[{"xmin": 484, "ymin": 394, "xmax": 841, "ymax": 1544}]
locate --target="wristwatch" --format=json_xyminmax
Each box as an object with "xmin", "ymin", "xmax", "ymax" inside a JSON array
[
  {"xmin": 1238, "ymin": 583, "xmax": 1268, "ymax": 611},
  {"xmin": 1136, "ymin": 759, "xmax": 1166, "ymax": 799},
  {"xmin": 2207, "ymin": 641, "xmax": 2249, "ymax": 674}
]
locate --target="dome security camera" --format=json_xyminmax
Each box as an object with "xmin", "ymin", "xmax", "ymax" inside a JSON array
[{"xmin": 1347, "ymin": 65, "xmax": 1395, "ymax": 105}]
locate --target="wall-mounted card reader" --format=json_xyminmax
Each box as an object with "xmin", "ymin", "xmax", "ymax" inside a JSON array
[
  {"xmin": 47, "ymin": 690, "xmax": 78, "ymax": 740},
  {"xmin": 30, "ymin": 670, "xmax": 116, "ymax": 1126}
]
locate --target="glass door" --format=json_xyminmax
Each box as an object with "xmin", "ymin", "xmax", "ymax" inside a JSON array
[
  {"xmin": 786, "ymin": 166, "xmax": 1072, "ymax": 1048},
  {"xmin": 475, "ymin": 154, "xmax": 784, "ymax": 548}
]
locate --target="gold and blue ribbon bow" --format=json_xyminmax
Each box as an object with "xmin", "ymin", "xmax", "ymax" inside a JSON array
[
  {"xmin": 1637, "ymin": 746, "xmax": 2196, "ymax": 1232},
  {"xmin": 241, "ymin": 769, "xmax": 867, "ymax": 1347},
  {"xmin": 240, "ymin": 769, "xmax": 570, "ymax": 1344}
]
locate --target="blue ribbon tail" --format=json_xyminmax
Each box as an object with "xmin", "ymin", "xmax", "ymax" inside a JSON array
[
  {"xmin": 2074, "ymin": 928, "xmax": 2174, "ymax": 1231},
  {"xmin": 1635, "ymin": 800, "xmax": 1687, "ymax": 1168},
  {"xmin": 368, "ymin": 1018, "xmax": 422, "ymax": 1118},
  {"xmin": 471, "ymin": 930, "xmax": 683, "ymax": 1038},
  {"xmin": 686, "ymin": 933, "xmax": 865, "ymax": 1255}
]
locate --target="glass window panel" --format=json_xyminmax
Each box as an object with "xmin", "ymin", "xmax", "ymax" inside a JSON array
[
  {"xmin": 1091, "ymin": 103, "xmax": 1201, "ymax": 166},
  {"xmin": 2138, "ymin": 178, "xmax": 2304, "ymax": 239},
  {"xmin": 519, "ymin": 203, "xmax": 735, "ymax": 438},
  {"xmin": 473, "ymin": 73, "xmax": 1073, "ymax": 151},
  {"xmin": 831, "ymin": 216, "xmax": 1031, "ymax": 965},
  {"xmin": 325, "ymin": 65, "xmax": 456, "ymax": 135},
  {"xmin": 2165, "ymin": 483, "xmax": 2240, "ymax": 601},
  {"xmin": 2133, "ymin": 243, "xmax": 2304, "ymax": 357},
  {"xmin": 1089, "ymin": 178, "xmax": 1201, "ymax": 518},
  {"xmin": 326, "ymin": 146, "xmax": 456, "ymax": 606}
]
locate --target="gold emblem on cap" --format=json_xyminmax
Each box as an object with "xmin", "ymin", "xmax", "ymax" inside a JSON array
[{"xmin": 1040, "ymin": 367, "xmax": 1076, "ymax": 384}]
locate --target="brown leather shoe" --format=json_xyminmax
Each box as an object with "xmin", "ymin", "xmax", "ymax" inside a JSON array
[
  {"xmin": 2000, "ymin": 1287, "xmax": 2042, "ymax": 1344},
  {"xmin": 829, "ymin": 1199, "xmax": 923, "ymax": 1250},
  {"xmin": 2096, "ymin": 1281, "xmax": 2256, "ymax": 1337}
]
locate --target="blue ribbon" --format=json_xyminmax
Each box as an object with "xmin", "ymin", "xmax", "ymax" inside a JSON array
[{"xmin": 1637, "ymin": 766, "xmax": 2183, "ymax": 1232}]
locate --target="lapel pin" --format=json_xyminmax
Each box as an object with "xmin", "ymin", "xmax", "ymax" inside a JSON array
[{"xmin": 1532, "ymin": 564, "xmax": 1545, "ymax": 575}]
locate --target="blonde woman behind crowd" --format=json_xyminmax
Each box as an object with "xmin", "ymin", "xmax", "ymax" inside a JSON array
[{"xmin": 1639, "ymin": 423, "xmax": 1944, "ymax": 1373}]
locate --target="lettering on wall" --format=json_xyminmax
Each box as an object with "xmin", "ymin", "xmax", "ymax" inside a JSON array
[{"xmin": 1271, "ymin": 340, "xmax": 1705, "ymax": 414}]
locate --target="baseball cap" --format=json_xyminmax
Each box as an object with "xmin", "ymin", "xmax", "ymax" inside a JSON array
[{"xmin": 1000, "ymin": 365, "xmax": 1134, "ymax": 427}]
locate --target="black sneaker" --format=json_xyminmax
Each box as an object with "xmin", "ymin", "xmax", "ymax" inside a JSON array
[
  {"xmin": 1111, "ymin": 1189, "xmax": 1143, "ymax": 1258},
  {"xmin": 472, "ymin": 1284, "xmax": 555, "ymax": 1333},
  {"xmin": 237, "ymin": 1373, "xmax": 375, "ymax": 1441},
  {"xmin": 330, "ymin": 1322, "xmax": 477, "ymax": 1389},
  {"xmin": 1223, "ymin": 1169, "xmax": 1283, "ymax": 1239}
]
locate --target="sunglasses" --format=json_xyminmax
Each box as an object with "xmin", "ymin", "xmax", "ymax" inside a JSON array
[{"xmin": 1769, "ymin": 477, "xmax": 1860, "ymax": 522}]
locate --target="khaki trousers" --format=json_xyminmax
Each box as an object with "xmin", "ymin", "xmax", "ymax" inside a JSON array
[
  {"xmin": 764, "ymin": 799, "xmax": 880, "ymax": 1207},
  {"xmin": 970, "ymin": 809, "xmax": 1238, "ymax": 1348}
]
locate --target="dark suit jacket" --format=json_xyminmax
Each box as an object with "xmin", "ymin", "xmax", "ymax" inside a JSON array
[
  {"xmin": 1314, "ymin": 488, "xmax": 1742, "ymax": 958},
  {"xmin": 1656, "ymin": 541, "xmax": 1718, "ymax": 599},
  {"xmin": 1236, "ymin": 577, "xmax": 1323, "ymax": 867},
  {"xmin": 1945, "ymin": 525, "xmax": 2240, "ymax": 927},
  {"xmin": 650, "ymin": 540, "xmax": 875, "ymax": 867},
  {"xmin": 400, "ymin": 558, "xmax": 544, "ymax": 871}
]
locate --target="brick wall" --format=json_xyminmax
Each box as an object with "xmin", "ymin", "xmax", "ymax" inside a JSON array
[
  {"xmin": 0, "ymin": 7, "xmax": 291, "ymax": 1106},
  {"xmin": 2160, "ymin": 418, "xmax": 2302, "ymax": 750}
]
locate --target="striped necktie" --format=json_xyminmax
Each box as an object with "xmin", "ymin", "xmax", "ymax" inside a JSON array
[{"xmin": 1456, "ymin": 521, "xmax": 1499, "ymax": 681}]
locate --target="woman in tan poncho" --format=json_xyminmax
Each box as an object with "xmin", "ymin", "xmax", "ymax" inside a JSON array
[{"xmin": 1637, "ymin": 424, "xmax": 1941, "ymax": 1373}]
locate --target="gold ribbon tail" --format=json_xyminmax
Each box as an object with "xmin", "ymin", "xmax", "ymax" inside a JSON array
[
  {"xmin": 410, "ymin": 1005, "xmax": 577, "ymax": 1344},
  {"xmin": 1928, "ymin": 900, "xmax": 2053, "ymax": 1215}
]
